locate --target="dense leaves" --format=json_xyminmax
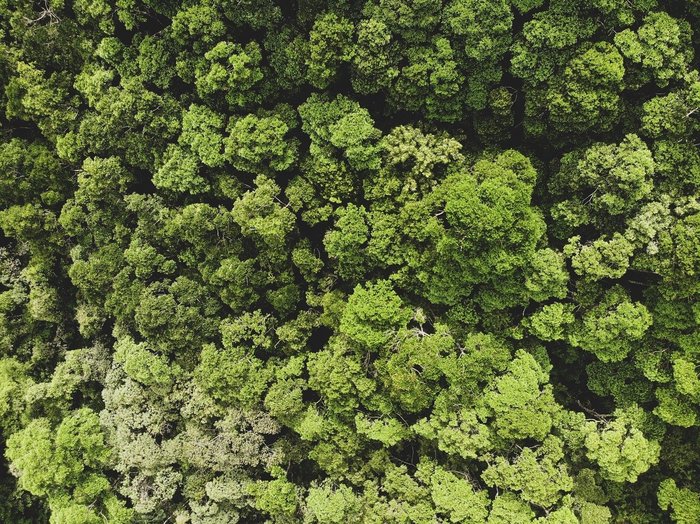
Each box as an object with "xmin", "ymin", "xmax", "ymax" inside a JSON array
[{"xmin": 1, "ymin": 0, "xmax": 700, "ymax": 522}]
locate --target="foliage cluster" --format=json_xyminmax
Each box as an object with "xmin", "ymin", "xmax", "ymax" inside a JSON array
[{"xmin": 1, "ymin": 0, "xmax": 700, "ymax": 522}]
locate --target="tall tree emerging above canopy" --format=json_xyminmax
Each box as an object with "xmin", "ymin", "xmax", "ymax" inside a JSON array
[{"xmin": 1, "ymin": 0, "xmax": 700, "ymax": 522}]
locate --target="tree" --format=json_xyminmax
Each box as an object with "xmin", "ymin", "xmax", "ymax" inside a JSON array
[
  {"xmin": 339, "ymin": 280, "xmax": 410, "ymax": 350},
  {"xmin": 546, "ymin": 42, "xmax": 625, "ymax": 134},
  {"xmin": 195, "ymin": 40, "xmax": 264, "ymax": 108},
  {"xmin": 482, "ymin": 436, "xmax": 573, "ymax": 508},
  {"xmin": 550, "ymin": 134, "xmax": 655, "ymax": 234},
  {"xmin": 351, "ymin": 18, "xmax": 398, "ymax": 94},
  {"xmin": 615, "ymin": 12, "xmax": 693, "ymax": 88},
  {"xmin": 430, "ymin": 466, "xmax": 490, "ymax": 522},
  {"xmin": 584, "ymin": 408, "xmax": 660, "ymax": 483},
  {"xmin": 568, "ymin": 287, "xmax": 652, "ymax": 363},
  {"xmin": 390, "ymin": 37, "xmax": 465, "ymax": 122},
  {"xmin": 5, "ymin": 409, "xmax": 121, "ymax": 519},
  {"xmin": 153, "ymin": 144, "xmax": 208, "ymax": 194},
  {"xmin": 113, "ymin": 337, "xmax": 179, "ymax": 391},
  {"xmin": 305, "ymin": 483, "xmax": 362, "ymax": 523},
  {"xmin": 3, "ymin": 1, "xmax": 700, "ymax": 521},
  {"xmin": 0, "ymin": 358, "xmax": 33, "ymax": 435},
  {"xmin": 641, "ymin": 71, "xmax": 700, "ymax": 140},
  {"xmin": 524, "ymin": 248, "xmax": 569, "ymax": 301},
  {"xmin": 299, "ymin": 93, "xmax": 382, "ymax": 174},
  {"xmin": 378, "ymin": 326, "xmax": 455, "ymax": 414},
  {"xmin": 324, "ymin": 204, "xmax": 370, "ymax": 280},
  {"xmin": 487, "ymin": 493, "xmax": 536, "ymax": 524},
  {"xmin": 224, "ymin": 111, "xmax": 298, "ymax": 174},
  {"xmin": 231, "ymin": 175, "xmax": 297, "ymax": 255},
  {"xmin": 566, "ymin": 234, "xmax": 634, "ymax": 281},
  {"xmin": 306, "ymin": 12, "xmax": 354, "ymax": 89},
  {"xmin": 483, "ymin": 350, "xmax": 559, "ymax": 441},
  {"xmin": 62, "ymin": 79, "xmax": 181, "ymax": 169},
  {"xmin": 658, "ymin": 479, "xmax": 700, "ymax": 524},
  {"xmin": 416, "ymin": 150, "xmax": 545, "ymax": 306},
  {"xmin": 5, "ymin": 61, "xmax": 77, "ymax": 141},
  {"xmin": 443, "ymin": 0, "xmax": 512, "ymax": 110},
  {"xmin": 179, "ymin": 103, "xmax": 226, "ymax": 167}
]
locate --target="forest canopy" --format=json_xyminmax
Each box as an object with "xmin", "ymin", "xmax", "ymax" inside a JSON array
[{"xmin": 1, "ymin": 0, "xmax": 700, "ymax": 522}]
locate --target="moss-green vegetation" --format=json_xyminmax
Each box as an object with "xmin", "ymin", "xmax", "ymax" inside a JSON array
[{"xmin": 1, "ymin": 0, "xmax": 700, "ymax": 522}]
